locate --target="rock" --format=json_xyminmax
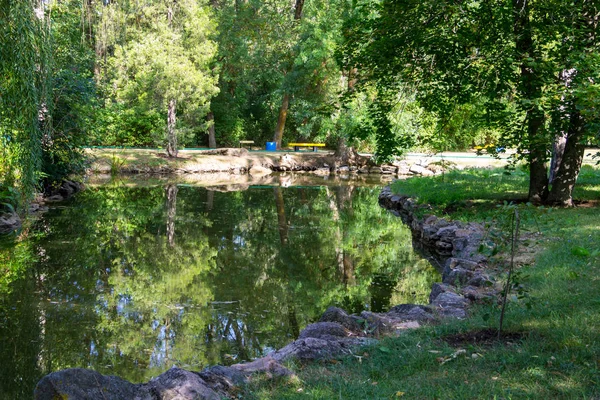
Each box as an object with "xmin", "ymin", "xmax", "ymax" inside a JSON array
[
  {"xmin": 380, "ymin": 166, "xmax": 397, "ymax": 174},
  {"xmin": 59, "ymin": 180, "xmax": 83, "ymax": 197},
  {"xmin": 139, "ymin": 367, "xmax": 220, "ymax": 400},
  {"xmin": 319, "ymin": 306, "xmax": 363, "ymax": 332},
  {"xmin": 249, "ymin": 164, "xmax": 272, "ymax": 176},
  {"xmin": 427, "ymin": 163, "xmax": 446, "ymax": 174},
  {"xmin": 36, "ymin": 361, "xmax": 293, "ymax": 400},
  {"xmin": 428, "ymin": 283, "xmax": 456, "ymax": 304},
  {"xmin": 359, "ymin": 311, "xmax": 424, "ymax": 336},
  {"xmin": 438, "ymin": 306, "xmax": 468, "ymax": 319},
  {"xmin": 387, "ymin": 304, "xmax": 436, "ymax": 322},
  {"xmin": 231, "ymin": 356, "xmax": 294, "ymax": 378},
  {"xmin": 391, "ymin": 160, "xmax": 408, "ymax": 168},
  {"xmin": 431, "ymin": 292, "xmax": 469, "ymax": 309},
  {"xmin": 431, "ymin": 291, "xmax": 470, "ymax": 318},
  {"xmin": 0, "ymin": 212, "xmax": 21, "ymax": 234},
  {"xmin": 35, "ymin": 368, "xmax": 140, "ymax": 400},
  {"xmin": 45, "ymin": 194, "xmax": 65, "ymax": 202},
  {"xmin": 396, "ymin": 166, "xmax": 411, "ymax": 175},
  {"xmin": 271, "ymin": 336, "xmax": 373, "ymax": 362},
  {"xmin": 359, "ymin": 311, "xmax": 396, "ymax": 336},
  {"xmin": 299, "ymin": 322, "xmax": 353, "ymax": 341},
  {"xmin": 442, "ymin": 268, "xmax": 474, "ymax": 286},
  {"xmin": 409, "ymin": 164, "xmax": 434, "ymax": 176},
  {"xmin": 467, "ymin": 273, "xmax": 493, "ymax": 287},
  {"xmin": 435, "ymin": 225, "xmax": 460, "ymax": 241},
  {"xmin": 198, "ymin": 365, "xmax": 247, "ymax": 395},
  {"xmin": 313, "ymin": 167, "xmax": 331, "ymax": 175},
  {"xmin": 435, "ymin": 240, "xmax": 453, "ymax": 254},
  {"xmin": 461, "ymin": 285, "xmax": 496, "ymax": 303},
  {"xmin": 443, "ymin": 258, "xmax": 480, "ymax": 275},
  {"xmin": 452, "ymin": 237, "xmax": 468, "ymax": 251}
]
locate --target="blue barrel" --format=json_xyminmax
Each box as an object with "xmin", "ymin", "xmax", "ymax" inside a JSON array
[{"xmin": 266, "ymin": 141, "xmax": 277, "ymax": 151}]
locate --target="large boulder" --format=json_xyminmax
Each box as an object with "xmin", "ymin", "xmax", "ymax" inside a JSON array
[{"xmin": 35, "ymin": 368, "xmax": 140, "ymax": 400}]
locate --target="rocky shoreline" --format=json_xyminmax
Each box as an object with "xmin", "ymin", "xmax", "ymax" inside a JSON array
[
  {"xmin": 0, "ymin": 180, "xmax": 85, "ymax": 235},
  {"xmin": 33, "ymin": 183, "xmax": 504, "ymax": 400},
  {"xmin": 88, "ymin": 147, "xmax": 444, "ymax": 177}
]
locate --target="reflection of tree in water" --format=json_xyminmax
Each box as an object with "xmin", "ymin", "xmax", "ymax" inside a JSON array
[
  {"xmin": 0, "ymin": 182, "xmax": 441, "ymax": 395},
  {"xmin": 204, "ymin": 184, "xmax": 440, "ymax": 361},
  {"xmin": 166, "ymin": 184, "xmax": 178, "ymax": 247}
]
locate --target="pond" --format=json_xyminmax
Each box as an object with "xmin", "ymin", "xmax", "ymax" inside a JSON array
[{"xmin": 0, "ymin": 175, "xmax": 439, "ymax": 398}]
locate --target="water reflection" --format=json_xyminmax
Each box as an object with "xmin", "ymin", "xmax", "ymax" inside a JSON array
[{"xmin": 0, "ymin": 178, "xmax": 439, "ymax": 398}]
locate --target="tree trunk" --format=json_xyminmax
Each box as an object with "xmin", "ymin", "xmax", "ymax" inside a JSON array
[
  {"xmin": 207, "ymin": 111, "xmax": 217, "ymax": 148},
  {"xmin": 273, "ymin": 93, "xmax": 290, "ymax": 150},
  {"xmin": 272, "ymin": 0, "xmax": 304, "ymax": 150},
  {"xmin": 513, "ymin": 0, "xmax": 549, "ymax": 202},
  {"xmin": 549, "ymin": 68, "xmax": 577, "ymax": 184},
  {"xmin": 546, "ymin": 109, "xmax": 585, "ymax": 206},
  {"xmin": 528, "ymin": 143, "xmax": 549, "ymax": 203},
  {"xmin": 549, "ymin": 132, "xmax": 568, "ymax": 184},
  {"xmin": 166, "ymin": 99, "xmax": 177, "ymax": 158}
]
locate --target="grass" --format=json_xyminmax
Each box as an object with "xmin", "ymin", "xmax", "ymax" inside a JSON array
[
  {"xmin": 242, "ymin": 167, "xmax": 600, "ymax": 399},
  {"xmin": 389, "ymin": 165, "xmax": 600, "ymax": 222}
]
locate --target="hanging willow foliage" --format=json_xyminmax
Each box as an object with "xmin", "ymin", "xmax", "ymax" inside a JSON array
[{"xmin": 0, "ymin": 0, "xmax": 52, "ymax": 206}]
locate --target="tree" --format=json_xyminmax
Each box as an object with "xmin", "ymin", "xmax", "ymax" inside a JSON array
[
  {"xmin": 210, "ymin": 0, "xmax": 353, "ymax": 149},
  {"xmin": 0, "ymin": 0, "xmax": 51, "ymax": 202},
  {"xmin": 103, "ymin": 0, "xmax": 219, "ymax": 157},
  {"xmin": 340, "ymin": 0, "xmax": 599, "ymax": 205}
]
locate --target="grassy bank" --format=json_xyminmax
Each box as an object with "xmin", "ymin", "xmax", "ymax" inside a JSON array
[{"xmin": 243, "ymin": 167, "xmax": 600, "ymax": 399}]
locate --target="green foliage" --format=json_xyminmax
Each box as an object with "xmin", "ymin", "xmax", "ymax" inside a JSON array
[
  {"xmin": 97, "ymin": 0, "xmax": 219, "ymax": 149},
  {"xmin": 92, "ymin": 102, "xmax": 165, "ymax": 147},
  {"xmin": 0, "ymin": 0, "xmax": 50, "ymax": 201}
]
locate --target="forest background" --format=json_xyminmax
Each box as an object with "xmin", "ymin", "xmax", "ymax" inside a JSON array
[{"xmin": 1, "ymin": 0, "xmax": 599, "ymax": 210}]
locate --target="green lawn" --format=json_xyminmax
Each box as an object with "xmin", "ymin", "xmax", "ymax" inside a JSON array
[{"xmin": 243, "ymin": 167, "xmax": 600, "ymax": 399}]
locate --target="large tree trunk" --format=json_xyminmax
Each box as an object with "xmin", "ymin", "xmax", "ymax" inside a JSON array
[
  {"xmin": 273, "ymin": 93, "xmax": 290, "ymax": 150},
  {"xmin": 207, "ymin": 111, "xmax": 217, "ymax": 148},
  {"xmin": 513, "ymin": 0, "xmax": 549, "ymax": 202},
  {"xmin": 546, "ymin": 109, "xmax": 585, "ymax": 206},
  {"xmin": 166, "ymin": 99, "xmax": 177, "ymax": 158},
  {"xmin": 549, "ymin": 132, "xmax": 568, "ymax": 184}
]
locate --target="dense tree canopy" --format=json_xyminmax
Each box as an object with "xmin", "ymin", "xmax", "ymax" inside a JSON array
[
  {"xmin": 339, "ymin": 0, "xmax": 599, "ymax": 204},
  {"xmin": 0, "ymin": 0, "xmax": 598, "ymax": 207}
]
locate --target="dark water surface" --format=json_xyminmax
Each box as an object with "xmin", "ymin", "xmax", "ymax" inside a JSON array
[{"xmin": 0, "ymin": 177, "xmax": 439, "ymax": 398}]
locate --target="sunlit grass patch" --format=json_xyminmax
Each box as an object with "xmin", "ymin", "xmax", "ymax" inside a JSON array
[{"xmin": 391, "ymin": 168, "xmax": 530, "ymax": 219}]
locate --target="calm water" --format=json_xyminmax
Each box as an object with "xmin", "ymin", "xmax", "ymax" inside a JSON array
[{"xmin": 0, "ymin": 177, "xmax": 439, "ymax": 398}]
